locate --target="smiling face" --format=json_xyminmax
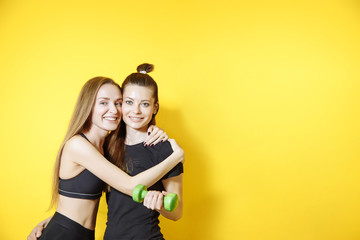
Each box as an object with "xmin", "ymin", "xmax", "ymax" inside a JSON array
[
  {"xmin": 90, "ymin": 83, "xmax": 122, "ymax": 133},
  {"xmin": 122, "ymin": 84, "xmax": 158, "ymax": 132}
]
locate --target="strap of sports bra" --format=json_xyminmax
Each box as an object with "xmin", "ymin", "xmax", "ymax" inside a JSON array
[{"xmin": 79, "ymin": 133, "xmax": 90, "ymax": 142}]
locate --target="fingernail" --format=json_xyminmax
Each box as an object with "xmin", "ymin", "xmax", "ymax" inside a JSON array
[
  {"xmin": 143, "ymin": 143, "xmax": 147, "ymax": 147},
  {"xmin": 148, "ymin": 132, "xmax": 150, "ymax": 135},
  {"xmin": 150, "ymin": 144, "xmax": 154, "ymax": 147},
  {"xmin": 160, "ymin": 140, "xmax": 163, "ymax": 143}
]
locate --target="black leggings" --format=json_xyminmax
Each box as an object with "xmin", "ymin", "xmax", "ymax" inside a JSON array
[{"xmin": 38, "ymin": 212, "xmax": 94, "ymax": 240}]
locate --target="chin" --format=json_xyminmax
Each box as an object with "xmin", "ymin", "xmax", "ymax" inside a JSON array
[
  {"xmin": 105, "ymin": 124, "xmax": 120, "ymax": 131},
  {"xmin": 128, "ymin": 122, "xmax": 148, "ymax": 130}
]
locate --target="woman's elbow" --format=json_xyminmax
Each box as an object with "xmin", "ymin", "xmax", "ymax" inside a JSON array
[
  {"xmin": 172, "ymin": 213, "xmax": 182, "ymax": 221},
  {"xmin": 170, "ymin": 207, "xmax": 183, "ymax": 221}
]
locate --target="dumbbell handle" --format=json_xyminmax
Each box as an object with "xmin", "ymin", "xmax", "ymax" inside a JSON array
[{"xmin": 132, "ymin": 184, "xmax": 179, "ymax": 212}]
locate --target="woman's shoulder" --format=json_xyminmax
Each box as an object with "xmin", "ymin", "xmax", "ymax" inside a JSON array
[
  {"xmin": 153, "ymin": 140, "xmax": 172, "ymax": 151},
  {"xmin": 62, "ymin": 134, "xmax": 98, "ymax": 165},
  {"xmin": 152, "ymin": 140, "xmax": 173, "ymax": 160},
  {"xmin": 63, "ymin": 134, "xmax": 90, "ymax": 153}
]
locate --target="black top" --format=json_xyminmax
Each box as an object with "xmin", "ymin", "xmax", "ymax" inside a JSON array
[
  {"xmin": 104, "ymin": 141, "xmax": 183, "ymax": 240},
  {"xmin": 58, "ymin": 133, "xmax": 105, "ymax": 200}
]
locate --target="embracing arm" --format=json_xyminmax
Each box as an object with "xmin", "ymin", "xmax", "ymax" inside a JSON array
[{"xmin": 64, "ymin": 137, "xmax": 184, "ymax": 196}]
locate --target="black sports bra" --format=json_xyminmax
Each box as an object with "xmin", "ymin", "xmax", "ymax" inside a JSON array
[{"xmin": 58, "ymin": 133, "xmax": 104, "ymax": 200}]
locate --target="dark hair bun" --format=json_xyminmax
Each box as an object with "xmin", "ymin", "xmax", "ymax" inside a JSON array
[{"xmin": 137, "ymin": 63, "xmax": 154, "ymax": 74}]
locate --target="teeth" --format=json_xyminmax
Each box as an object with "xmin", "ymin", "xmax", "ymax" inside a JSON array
[{"xmin": 104, "ymin": 117, "xmax": 117, "ymax": 120}]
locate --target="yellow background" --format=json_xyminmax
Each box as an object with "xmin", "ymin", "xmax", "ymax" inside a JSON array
[{"xmin": 0, "ymin": 0, "xmax": 360, "ymax": 239}]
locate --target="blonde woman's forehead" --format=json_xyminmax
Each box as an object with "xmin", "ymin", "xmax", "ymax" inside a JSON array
[{"xmin": 96, "ymin": 84, "xmax": 122, "ymax": 99}]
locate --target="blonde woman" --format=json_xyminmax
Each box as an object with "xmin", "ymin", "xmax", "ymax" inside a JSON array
[{"xmin": 28, "ymin": 77, "xmax": 184, "ymax": 240}]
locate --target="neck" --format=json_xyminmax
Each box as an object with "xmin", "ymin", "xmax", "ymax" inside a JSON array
[
  {"xmin": 125, "ymin": 125, "xmax": 148, "ymax": 145},
  {"xmin": 82, "ymin": 127, "xmax": 108, "ymax": 154}
]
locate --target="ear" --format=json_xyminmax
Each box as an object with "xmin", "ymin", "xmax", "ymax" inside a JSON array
[{"xmin": 153, "ymin": 102, "xmax": 159, "ymax": 115}]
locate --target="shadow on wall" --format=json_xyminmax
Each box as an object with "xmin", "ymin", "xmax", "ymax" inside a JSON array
[{"xmin": 157, "ymin": 106, "xmax": 221, "ymax": 240}]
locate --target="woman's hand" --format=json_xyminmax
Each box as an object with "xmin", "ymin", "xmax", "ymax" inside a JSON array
[
  {"xmin": 143, "ymin": 190, "xmax": 166, "ymax": 211},
  {"xmin": 27, "ymin": 217, "xmax": 50, "ymax": 240},
  {"xmin": 27, "ymin": 225, "xmax": 43, "ymax": 240},
  {"xmin": 145, "ymin": 125, "xmax": 169, "ymax": 147}
]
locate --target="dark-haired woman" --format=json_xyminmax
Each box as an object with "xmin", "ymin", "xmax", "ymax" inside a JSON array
[{"xmin": 104, "ymin": 64, "xmax": 184, "ymax": 239}]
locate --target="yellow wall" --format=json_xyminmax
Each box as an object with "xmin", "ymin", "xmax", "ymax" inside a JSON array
[{"xmin": 0, "ymin": 0, "xmax": 359, "ymax": 239}]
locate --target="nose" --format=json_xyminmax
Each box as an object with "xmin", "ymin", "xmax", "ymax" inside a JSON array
[
  {"xmin": 109, "ymin": 103, "xmax": 118, "ymax": 113},
  {"xmin": 132, "ymin": 104, "xmax": 141, "ymax": 114}
]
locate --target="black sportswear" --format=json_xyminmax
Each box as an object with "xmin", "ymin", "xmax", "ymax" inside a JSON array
[
  {"xmin": 58, "ymin": 133, "xmax": 104, "ymax": 200},
  {"xmin": 104, "ymin": 141, "xmax": 183, "ymax": 240}
]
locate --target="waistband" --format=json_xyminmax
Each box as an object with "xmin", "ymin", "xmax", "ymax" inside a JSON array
[{"xmin": 52, "ymin": 212, "xmax": 94, "ymax": 239}]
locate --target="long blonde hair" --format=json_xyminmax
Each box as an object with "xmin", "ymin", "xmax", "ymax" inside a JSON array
[{"xmin": 49, "ymin": 77, "xmax": 125, "ymax": 209}]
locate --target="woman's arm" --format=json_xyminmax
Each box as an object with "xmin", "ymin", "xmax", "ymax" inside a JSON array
[
  {"xmin": 159, "ymin": 174, "xmax": 183, "ymax": 221},
  {"xmin": 143, "ymin": 174, "xmax": 183, "ymax": 221},
  {"xmin": 63, "ymin": 137, "xmax": 184, "ymax": 196}
]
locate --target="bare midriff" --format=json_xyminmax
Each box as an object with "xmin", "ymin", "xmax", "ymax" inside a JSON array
[{"xmin": 56, "ymin": 195, "xmax": 100, "ymax": 230}]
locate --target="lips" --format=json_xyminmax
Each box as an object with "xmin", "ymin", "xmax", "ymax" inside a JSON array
[{"xmin": 128, "ymin": 116, "xmax": 144, "ymax": 122}]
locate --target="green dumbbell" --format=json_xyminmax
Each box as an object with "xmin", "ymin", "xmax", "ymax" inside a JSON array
[{"xmin": 132, "ymin": 184, "xmax": 179, "ymax": 212}]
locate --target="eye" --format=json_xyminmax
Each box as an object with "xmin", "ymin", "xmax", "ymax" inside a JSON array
[
  {"xmin": 115, "ymin": 102, "xmax": 122, "ymax": 106},
  {"xmin": 141, "ymin": 102, "xmax": 150, "ymax": 107},
  {"xmin": 100, "ymin": 102, "xmax": 107, "ymax": 105},
  {"xmin": 125, "ymin": 100, "xmax": 133, "ymax": 105}
]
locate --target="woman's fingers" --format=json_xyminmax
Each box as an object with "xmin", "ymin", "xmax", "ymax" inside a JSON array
[
  {"xmin": 145, "ymin": 125, "xmax": 169, "ymax": 146},
  {"xmin": 27, "ymin": 225, "xmax": 43, "ymax": 240},
  {"xmin": 143, "ymin": 191, "xmax": 164, "ymax": 211}
]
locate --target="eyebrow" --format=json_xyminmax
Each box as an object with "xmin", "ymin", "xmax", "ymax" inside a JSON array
[
  {"xmin": 97, "ymin": 97, "xmax": 122, "ymax": 101},
  {"xmin": 124, "ymin": 97, "xmax": 150, "ymax": 102}
]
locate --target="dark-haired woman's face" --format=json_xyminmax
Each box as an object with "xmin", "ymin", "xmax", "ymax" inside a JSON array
[{"xmin": 122, "ymin": 85, "xmax": 158, "ymax": 131}]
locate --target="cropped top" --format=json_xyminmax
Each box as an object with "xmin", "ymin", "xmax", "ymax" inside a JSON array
[{"xmin": 58, "ymin": 133, "xmax": 105, "ymax": 200}]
